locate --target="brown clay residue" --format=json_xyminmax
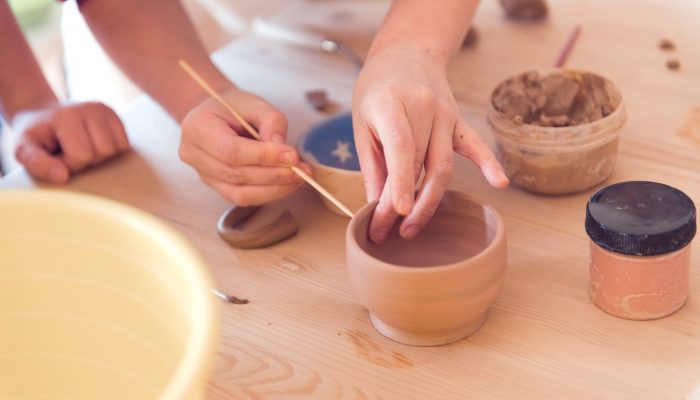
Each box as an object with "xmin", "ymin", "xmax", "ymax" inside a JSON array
[
  {"xmin": 659, "ymin": 38, "xmax": 676, "ymax": 51},
  {"xmin": 345, "ymin": 330, "xmax": 413, "ymax": 369},
  {"xmin": 499, "ymin": 0, "xmax": 548, "ymax": 21},
  {"xmin": 491, "ymin": 70, "xmax": 621, "ymax": 127},
  {"xmin": 679, "ymin": 106, "xmax": 700, "ymax": 147},
  {"xmin": 666, "ymin": 58, "xmax": 681, "ymax": 71}
]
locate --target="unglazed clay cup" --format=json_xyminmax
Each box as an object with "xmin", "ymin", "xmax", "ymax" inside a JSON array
[
  {"xmin": 346, "ymin": 190, "xmax": 508, "ymax": 346},
  {"xmin": 298, "ymin": 113, "xmax": 367, "ymax": 216}
]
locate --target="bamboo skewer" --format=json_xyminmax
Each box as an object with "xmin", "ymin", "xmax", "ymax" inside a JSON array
[{"xmin": 178, "ymin": 60, "xmax": 355, "ymax": 218}]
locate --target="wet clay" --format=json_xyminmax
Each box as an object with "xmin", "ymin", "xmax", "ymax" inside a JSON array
[
  {"xmin": 499, "ymin": 0, "xmax": 548, "ymax": 21},
  {"xmin": 358, "ymin": 199, "xmax": 493, "ymax": 267},
  {"xmin": 492, "ymin": 70, "xmax": 621, "ymax": 127}
]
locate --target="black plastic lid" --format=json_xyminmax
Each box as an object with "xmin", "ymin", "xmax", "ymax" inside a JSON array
[{"xmin": 585, "ymin": 181, "xmax": 696, "ymax": 256}]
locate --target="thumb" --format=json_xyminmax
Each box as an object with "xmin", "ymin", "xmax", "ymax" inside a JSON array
[{"xmin": 15, "ymin": 141, "xmax": 70, "ymax": 183}]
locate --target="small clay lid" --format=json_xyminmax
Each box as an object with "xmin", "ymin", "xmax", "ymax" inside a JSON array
[{"xmin": 585, "ymin": 181, "xmax": 696, "ymax": 256}]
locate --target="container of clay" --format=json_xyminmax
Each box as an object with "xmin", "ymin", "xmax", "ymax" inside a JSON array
[
  {"xmin": 488, "ymin": 69, "xmax": 626, "ymax": 195},
  {"xmin": 298, "ymin": 112, "xmax": 367, "ymax": 216},
  {"xmin": 0, "ymin": 190, "xmax": 218, "ymax": 399},
  {"xmin": 346, "ymin": 190, "xmax": 507, "ymax": 346},
  {"xmin": 585, "ymin": 181, "xmax": 696, "ymax": 320}
]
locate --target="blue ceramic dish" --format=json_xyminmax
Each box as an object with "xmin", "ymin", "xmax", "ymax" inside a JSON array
[{"xmin": 298, "ymin": 112, "xmax": 360, "ymax": 171}]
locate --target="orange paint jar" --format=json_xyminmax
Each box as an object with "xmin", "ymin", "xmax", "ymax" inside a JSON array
[{"xmin": 585, "ymin": 181, "xmax": 696, "ymax": 320}]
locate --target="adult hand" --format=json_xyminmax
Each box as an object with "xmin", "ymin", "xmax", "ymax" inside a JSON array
[
  {"xmin": 353, "ymin": 46, "xmax": 509, "ymax": 243},
  {"xmin": 179, "ymin": 89, "xmax": 311, "ymax": 205},
  {"xmin": 11, "ymin": 102, "xmax": 129, "ymax": 183}
]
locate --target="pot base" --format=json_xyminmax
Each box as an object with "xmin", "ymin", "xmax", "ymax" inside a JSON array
[{"xmin": 369, "ymin": 312, "xmax": 489, "ymax": 347}]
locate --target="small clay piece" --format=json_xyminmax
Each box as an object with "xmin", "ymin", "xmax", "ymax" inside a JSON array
[
  {"xmin": 217, "ymin": 205, "xmax": 298, "ymax": 249},
  {"xmin": 666, "ymin": 58, "xmax": 681, "ymax": 71},
  {"xmin": 659, "ymin": 38, "xmax": 676, "ymax": 51},
  {"xmin": 461, "ymin": 27, "xmax": 479, "ymax": 48},
  {"xmin": 305, "ymin": 89, "xmax": 330, "ymax": 112},
  {"xmin": 500, "ymin": 0, "xmax": 548, "ymax": 21},
  {"xmin": 491, "ymin": 70, "xmax": 621, "ymax": 127}
]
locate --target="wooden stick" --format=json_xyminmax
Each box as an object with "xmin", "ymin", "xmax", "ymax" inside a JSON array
[
  {"xmin": 554, "ymin": 25, "xmax": 582, "ymax": 68},
  {"xmin": 178, "ymin": 60, "xmax": 355, "ymax": 218}
]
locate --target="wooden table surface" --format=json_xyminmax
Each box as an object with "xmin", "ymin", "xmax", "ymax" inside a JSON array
[{"xmin": 2, "ymin": 1, "xmax": 700, "ymax": 398}]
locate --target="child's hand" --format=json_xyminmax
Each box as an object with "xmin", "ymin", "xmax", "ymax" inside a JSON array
[
  {"xmin": 179, "ymin": 89, "xmax": 311, "ymax": 206},
  {"xmin": 11, "ymin": 102, "xmax": 129, "ymax": 183}
]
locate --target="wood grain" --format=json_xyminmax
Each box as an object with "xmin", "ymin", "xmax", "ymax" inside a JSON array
[{"xmin": 2, "ymin": 1, "xmax": 699, "ymax": 399}]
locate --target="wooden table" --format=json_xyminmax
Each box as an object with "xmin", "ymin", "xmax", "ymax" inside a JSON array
[{"xmin": 2, "ymin": 1, "xmax": 700, "ymax": 398}]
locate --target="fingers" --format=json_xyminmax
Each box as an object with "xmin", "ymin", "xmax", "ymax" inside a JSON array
[
  {"xmin": 352, "ymin": 110, "xmax": 386, "ymax": 202},
  {"xmin": 14, "ymin": 140, "xmax": 70, "ymax": 184},
  {"xmin": 368, "ymin": 185, "xmax": 401, "ymax": 243},
  {"xmin": 54, "ymin": 103, "xmax": 129, "ymax": 171},
  {"xmin": 399, "ymin": 115, "xmax": 455, "ymax": 240},
  {"xmin": 184, "ymin": 145, "xmax": 309, "ymax": 185},
  {"xmin": 187, "ymin": 115, "xmax": 300, "ymax": 168},
  {"xmin": 198, "ymin": 172, "xmax": 306, "ymax": 206},
  {"xmin": 365, "ymin": 98, "xmax": 416, "ymax": 216},
  {"xmin": 453, "ymin": 121, "xmax": 509, "ymax": 188},
  {"xmin": 251, "ymin": 109, "xmax": 288, "ymax": 144}
]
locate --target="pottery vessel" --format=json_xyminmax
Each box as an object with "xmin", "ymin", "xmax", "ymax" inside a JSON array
[
  {"xmin": 345, "ymin": 190, "xmax": 508, "ymax": 346},
  {"xmin": 298, "ymin": 112, "xmax": 366, "ymax": 216}
]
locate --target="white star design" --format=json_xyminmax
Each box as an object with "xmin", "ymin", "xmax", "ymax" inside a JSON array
[{"xmin": 331, "ymin": 140, "xmax": 353, "ymax": 164}]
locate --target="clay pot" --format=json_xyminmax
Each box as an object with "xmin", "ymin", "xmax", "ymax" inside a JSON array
[
  {"xmin": 298, "ymin": 113, "xmax": 367, "ymax": 216},
  {"xmin": 345, "ymin": 190, "xmax": 508, "ymax": 346}
]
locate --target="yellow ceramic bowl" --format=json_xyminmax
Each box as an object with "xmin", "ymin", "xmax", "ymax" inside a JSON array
[{"xmin": 0, "ymin": 190, "xmax": 218, "ymax": 400}]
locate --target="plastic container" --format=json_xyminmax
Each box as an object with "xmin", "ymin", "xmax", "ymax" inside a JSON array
[
  {"xmin": 0, "ymin": 190, "xmax": 218, "ymax": 399},
  {"xmin": 298, "ymin": 112, "xmax": 366, "ymax": 216},
  {"xmin": 346, "ymin": 190, "xmax": 507, "ymax": 346},
  {"xmin": 488, "ymin": 69, "xmax": 626, "ymax": 195},
  {"xmin": 585, "ymin": 181, "xmax": 696, "ymax": 320}
]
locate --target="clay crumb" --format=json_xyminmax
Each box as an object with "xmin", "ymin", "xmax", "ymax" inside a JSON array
[
  {"xmin": 499, "ymin": 0, "xmax": 548, "ymax": 21},
  {"xmin": 305, "ymin": 89, "xmax": 330, "ymax": 111},
  {"xmin": 659, "ymin": 38, "xmax": 676, "ymax": 51},
  {"xmin": 666, "ymin": 58, "xmax": 681, "ymax": 71},
  {"xmin": 491, "ymin": 70, "xmax": 621, "ymax": 127}
]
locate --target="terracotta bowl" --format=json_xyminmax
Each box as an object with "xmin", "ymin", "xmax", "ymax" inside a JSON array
[
  {"xmin": 298, "ymin": 113, "xmax": 367, "ymax": 216},
  {"xmin": 346, "ymin": 190, "xmax": 508, "ymax": 346}
]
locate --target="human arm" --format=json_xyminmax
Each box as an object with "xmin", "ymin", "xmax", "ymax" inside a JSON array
[
  {"xmin": 0, "ymin": 0, "xmax": 128, "ymax": 182},
  {"xmin": 78, "ymin": 0, "xmax": 309, "ymax": 204},
  {"xmin": 353, "ymin": 0, "xmax": 508, "ymax": 242}
]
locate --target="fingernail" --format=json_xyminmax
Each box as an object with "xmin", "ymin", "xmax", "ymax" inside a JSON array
[
  {"xmin": 279, "ymin": 151, "xmax": 296, "ymax": 165},
  {"xmin": 371, "ymin": 228, "xmax": 389, "ymax": 243},
  {"xmin": 48, "ymin": 165, "xmax": 68, "ymax": 183},
  {"xmin": 401, "ymin": 224, "xmax": 419, "ymax": 239},
  {"xmin": 397, "ymin": 194, "xmax": 413, "ymax": 215},
  {"xmin": 270, "ymin": 134, "xmax": 284, "ymax": 144},
  {"xmin": 499, "ymin": 171, "xmax": 510, "ymax": 186}
]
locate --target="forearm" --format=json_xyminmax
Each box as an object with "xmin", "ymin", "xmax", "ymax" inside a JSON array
[
  {"xmin": 368, "ymin": 0, "xmax": 479, "ymax": 66},
  {"xmin": 0, "ymin": 0, "xmax": 57, "ymax": 120},
  {"xmin": 79, "ymin": 0, "xmax": 235, "ymax": 121}
]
